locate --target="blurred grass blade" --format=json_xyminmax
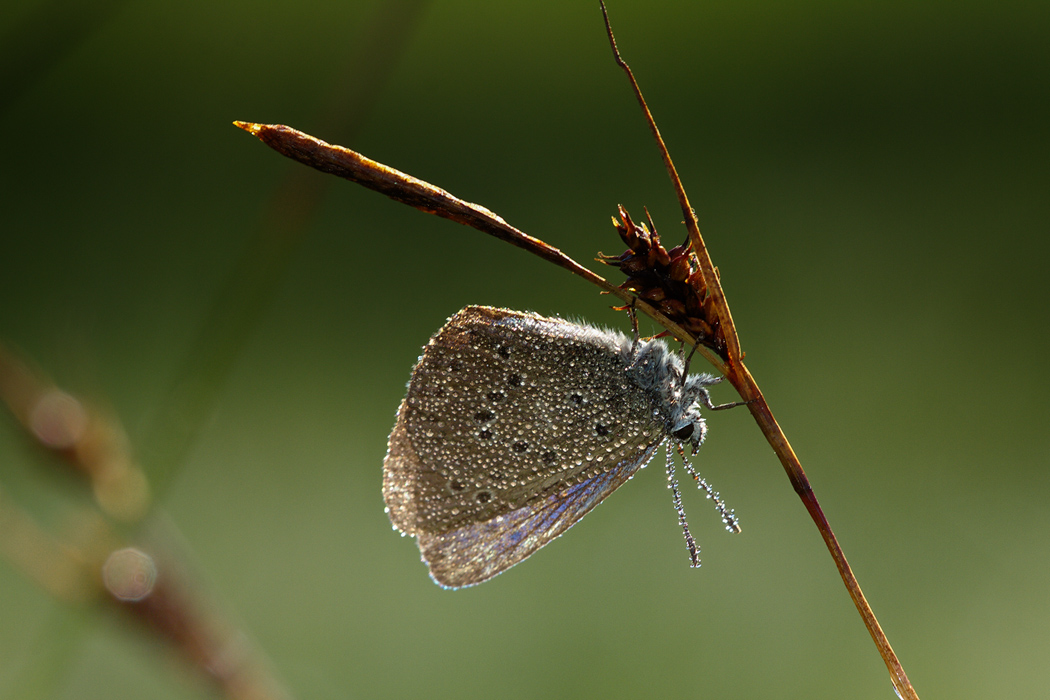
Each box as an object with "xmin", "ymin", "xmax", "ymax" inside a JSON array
[{"xmin": 141, "ymin": 0, "xmax": 429, "ymax": 500}]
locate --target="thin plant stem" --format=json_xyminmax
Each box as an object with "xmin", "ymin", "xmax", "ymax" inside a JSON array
[
  {"xmin": 599, "ymin": 2, "xmax": 742, "ymax": 363},
  {"xmin": 598, "ymin": 4, "xmax": 918, "ymax": 697},
  {"xmin": 0, "ymin": 345, "xmax": 293, "ymax": 700},
  {"xmin": 144, "ymin": 0, "xmax": 431, "ymax": 501},
  {"xmin": 0, "ymin": 4, "xmax": 433, "ymax": 699},
  {"xmin": 232, "ymin": 120, "xmax": 726, "ymax": 377}
]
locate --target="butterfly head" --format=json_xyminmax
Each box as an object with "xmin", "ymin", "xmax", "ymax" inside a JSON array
[{"xmin": 626, "ymin": 339, "xmax": 722, "ymax": 453}]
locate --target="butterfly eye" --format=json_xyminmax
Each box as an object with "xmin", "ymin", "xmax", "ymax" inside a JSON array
[{"xmin": 673, "ymin": 423, "xmax": 694, "ymax": 440}]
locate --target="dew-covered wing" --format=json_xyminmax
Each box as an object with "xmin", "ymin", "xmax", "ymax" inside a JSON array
[{"xmin": 383, "ymin": 306, "xmax": 666, "ymax": 585}]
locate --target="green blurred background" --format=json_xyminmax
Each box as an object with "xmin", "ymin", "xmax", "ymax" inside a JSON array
[{"xmin": 1, "ymin": 0, "xmax": 1048, "ymax": 698}]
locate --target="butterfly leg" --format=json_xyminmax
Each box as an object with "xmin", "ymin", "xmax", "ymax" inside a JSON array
[
  {"xmin": 625, "ymin": 297, "xmax": 640, "ymax": 341},
  {"xmin": 697, "ymin": 388, "xmax": 752, "ymax": 412}
]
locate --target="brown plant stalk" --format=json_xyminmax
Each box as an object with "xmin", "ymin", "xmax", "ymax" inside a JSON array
[
  {"xmin": 233, "ymin": 5, "xmax": 920, "ymax": 697},
  {"xmin": 598, "ymin": 4, "xmax": 917, "ymax": 699},
  {"xmin": 0, "ymin": 3, "xmax": 430, "ymax": 698},
  {"xmin": 0, "ymin": 343, "xmax": 292, "ymax": 700}
]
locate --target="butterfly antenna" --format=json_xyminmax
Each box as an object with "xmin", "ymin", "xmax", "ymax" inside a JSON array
[
  {"xmin": 666, "ymin": 447, "xmax": 701, "ymax": 567},
  {"xmin": 679, "ymin": 450, "xmax": 741, "ymax": 534}
]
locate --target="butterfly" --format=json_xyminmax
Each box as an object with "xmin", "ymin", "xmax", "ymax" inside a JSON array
[{"xmin": 383, "ymin": 306, "xmax": 739, "ymax": 588}]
